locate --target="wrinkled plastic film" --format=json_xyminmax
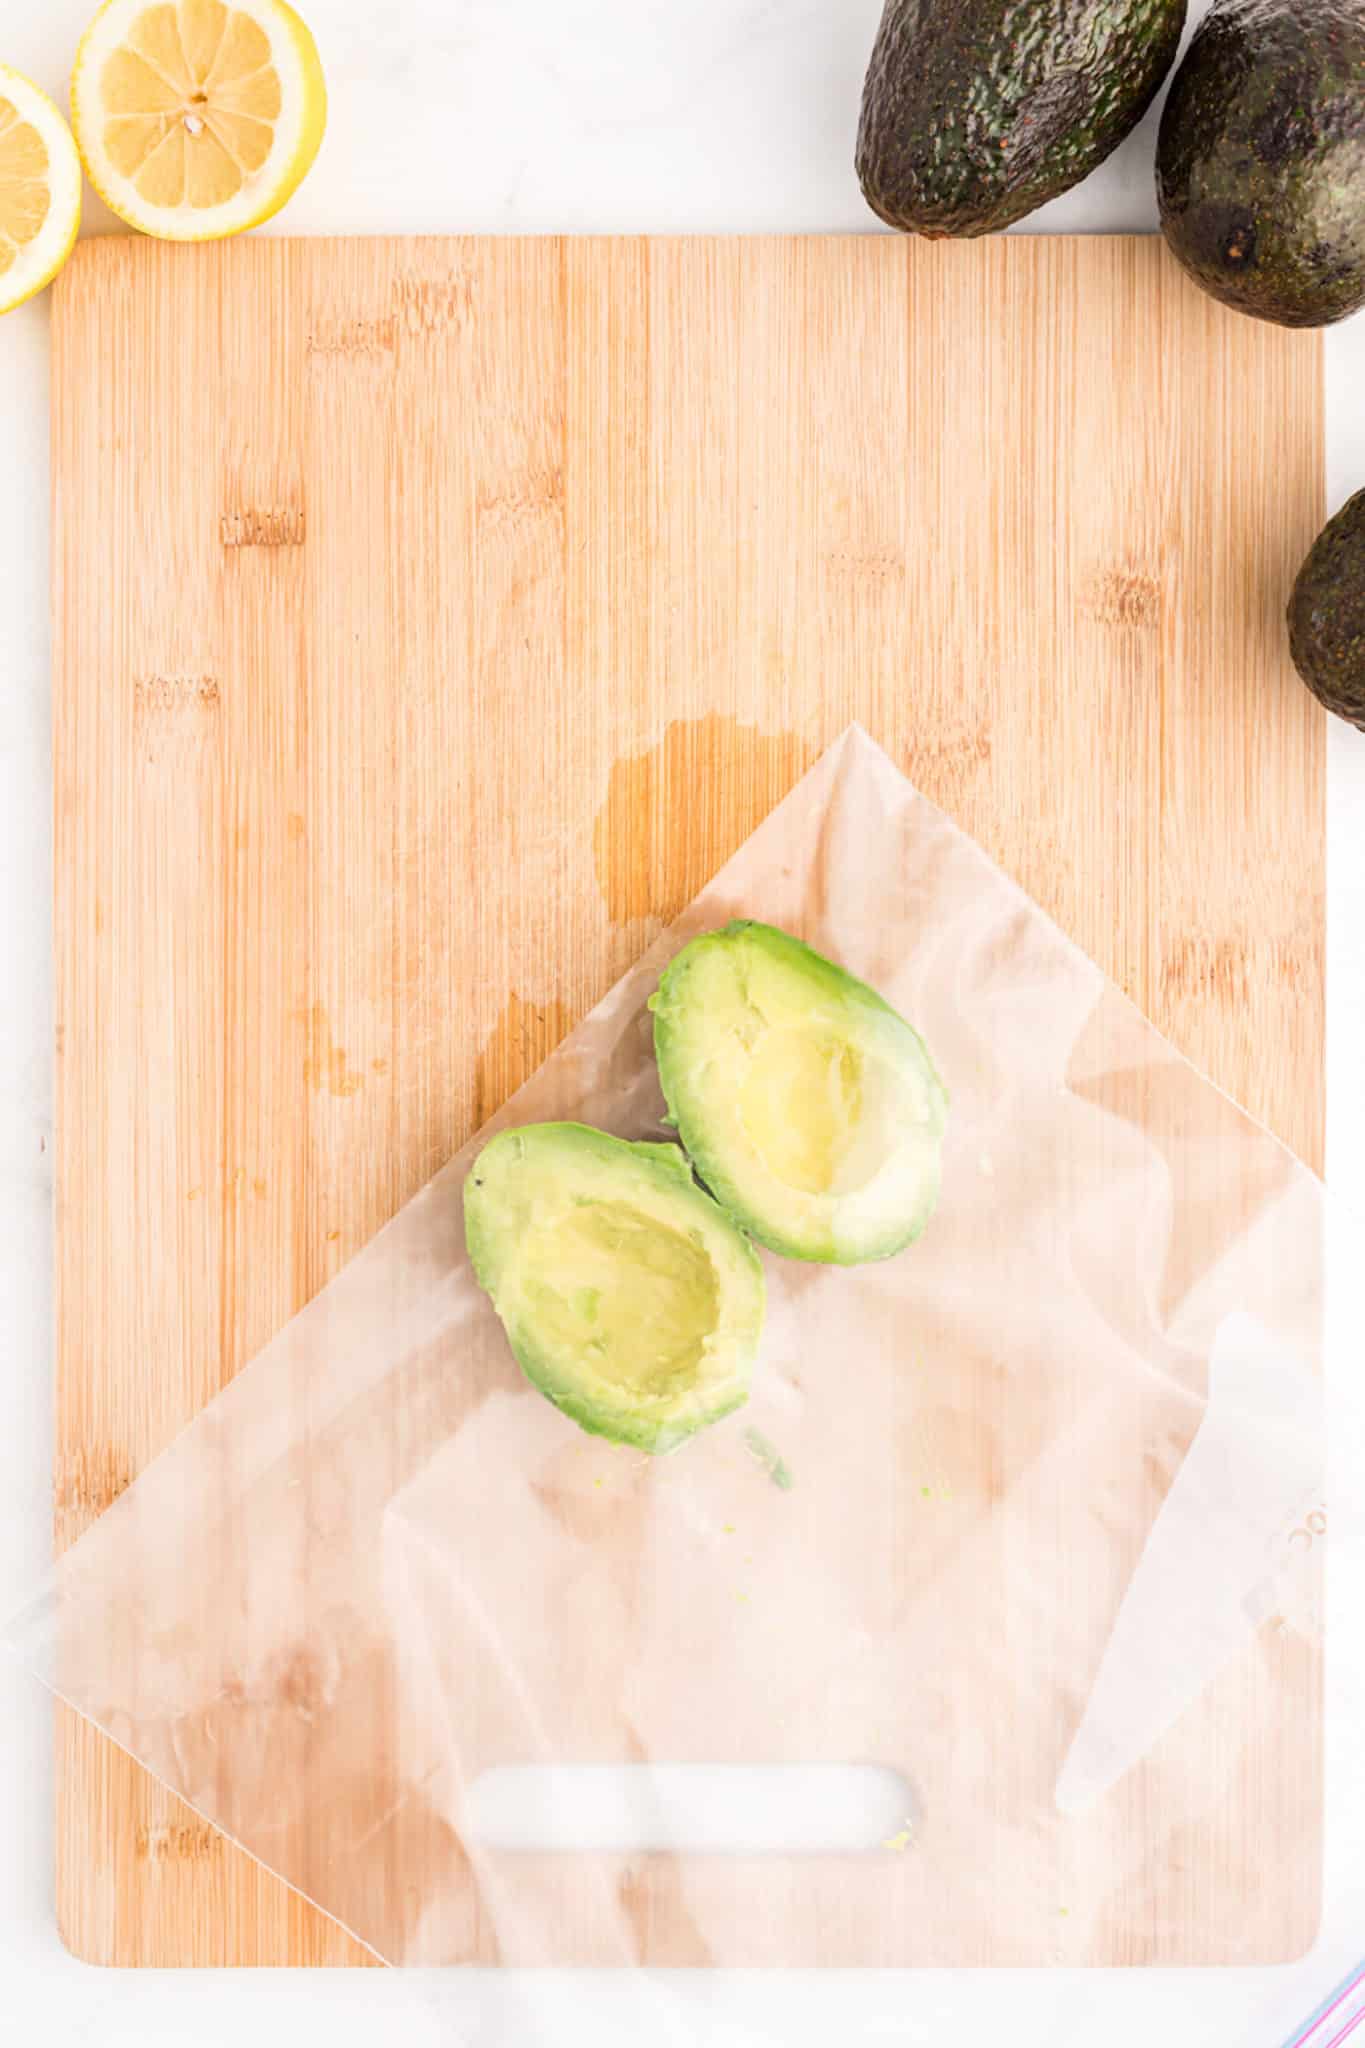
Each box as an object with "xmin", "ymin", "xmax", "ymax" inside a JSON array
[{"xmin": 7, "ymin": 728, "xmax": 1361, "ymax": 1995}]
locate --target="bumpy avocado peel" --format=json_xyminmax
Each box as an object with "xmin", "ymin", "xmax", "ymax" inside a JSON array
[
  {"xmin": 1158, "ymin": 0, "xmax": 1365, "ymax": 328},
  {"xmin": 1288, "ymin": 490, "xmax": 1365, "ymax": 732},
  {"xmin": 857, "ymin": 0, "xmax": 1187, "ymax": 237}
]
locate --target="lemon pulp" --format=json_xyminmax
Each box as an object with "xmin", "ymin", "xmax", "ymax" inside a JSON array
[
  {"xmin": 72, "ymin": 0, "xmax": 325, "ymax": 239},
  {"xmin": 0, "ymin": 68, "xmax": 81, "ymax": 314}
]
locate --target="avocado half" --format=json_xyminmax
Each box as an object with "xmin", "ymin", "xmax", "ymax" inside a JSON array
[
  {"xmin": 464, "ymin": 1123, "xmax": 765, "ymax": 1454},
  {"xmin": 1157, "ymin": 0, "xmax": 1365, "ymax": 328},
  {"xmin": 651, "ymin": 922, "xmax": 948, "ymax": 1265}
]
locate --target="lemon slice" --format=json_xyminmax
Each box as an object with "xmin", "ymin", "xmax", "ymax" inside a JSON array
[
  {"xmin": 0, "ymin": 68, "xmax": 81, "ymax": 315},
  {"xmin": 72, "ymin": 0, "xmax": 325, "ymax": 240}
]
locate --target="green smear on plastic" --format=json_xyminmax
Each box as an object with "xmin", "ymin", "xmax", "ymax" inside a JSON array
[{"xmin": 743, "ymin": 1426, "xmax": 794, "ymax": 1490}]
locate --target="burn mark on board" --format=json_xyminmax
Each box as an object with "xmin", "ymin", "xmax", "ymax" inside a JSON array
[
  {"xmin": 1160, "ymin": 933, "xmax": 1316, "ymax": 1004},
  {"xmin": 303, "ymin": 265, "xmax": 477, "ymax": 367},
  {"xmin": 220, "ymin": 507, "xmax": 305, "ymax": 548},
  {"xmin": 476, "ymin": 467, "xmax": 564, "ymax": 528},
  {"xmin": 54, "ymin": 1445, "xmax": 134, "ymax": 1542},
  {"xmin": 1078, "ymin": 565, "xmax": 1164, "ymax": 630},
  {"xmin": 393, "ymin": 267, "xmax": 476, "ymax": 338},
  {"xmin": 134, "ymin": 673, "xmax": 220, "ymax": 724},
  {"xmin": 307, "ymin": 314, "xmax": 397, "ymax": 360},
  {"xmin": 135, "ymin": 1819, "xmax": 223, "ymax": 1865}
]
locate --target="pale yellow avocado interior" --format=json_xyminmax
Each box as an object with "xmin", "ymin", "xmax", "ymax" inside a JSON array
[
  {"xmin": 738, "ymin": 1027, "xmax": 868, "ymax": 1195},
  {"xmin": 99, "ymin": 1, "xmax": 282, "ymax": 208},
  {"xmin": 0, "ymin": 96, "xmax": 50, "ymax": 280},
  {"xmin": 465, "ymin": 1124, "xmax": 763, "ymax": 1452},
  {"xmin": 653, "ymin": 923, "xmax": 948, "ymax": 1264},
  {"xmin": 517, "ymin": 1201, "xmax": 722, "ymax": 1400}
]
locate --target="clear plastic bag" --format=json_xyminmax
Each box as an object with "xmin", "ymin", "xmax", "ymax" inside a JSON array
[{"xmin": 8, "ymin": 729, "xmax": 1362, "ymax": 2039}]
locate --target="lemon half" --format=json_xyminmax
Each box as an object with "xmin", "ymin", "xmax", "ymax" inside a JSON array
[
  {"xmin": 0, "ymin": 67, "xmax": 81, "ymax": 315},
  {"xmin": 72, "ymin": 0, "xmax": 325, "ymax": 241}
]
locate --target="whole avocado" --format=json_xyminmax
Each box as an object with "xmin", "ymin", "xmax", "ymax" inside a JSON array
[
  {"xmin": 857, "ymin": 0, "xmax": 1188, "ymax": 237},
  {"xmin": 1287, "ymin": 491, "xmax": 1365, "ymax": 731},
  {"xmin": 1157, "ymin": 0, "xmax": 1365, "ymax": 327}
]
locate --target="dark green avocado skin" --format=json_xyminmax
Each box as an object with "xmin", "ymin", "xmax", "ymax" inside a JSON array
[
  {"xmin": 857, "ymin": 0, "xmax": 1187, "ymax": 237},
  {"xmin": 1157, "ymin": 0, "xmax": 1365, "ymax": 327},
  {"xmin": 1288, "ymin": 490, "xmax": 1365, "ymax": 731}
]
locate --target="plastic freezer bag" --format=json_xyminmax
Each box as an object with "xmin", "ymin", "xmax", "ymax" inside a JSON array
[{"xmin": 5, "ymin": 728, "xmax": 1353, "ymax": 1992}]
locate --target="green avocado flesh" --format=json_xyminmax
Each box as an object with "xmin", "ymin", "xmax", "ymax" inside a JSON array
[
  {"xmin": 464, "ymin": 1123, "xmax": 765, "ymax": 1453},
  {"xmin": 651, "ymin": 922, "xmax": 948, "ymax": 1265}
]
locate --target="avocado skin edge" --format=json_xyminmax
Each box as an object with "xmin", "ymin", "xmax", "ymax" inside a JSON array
[
  {"xmin": 1288, "ymin": 490, "xmax": 1365, "ymax": 732},
  {"xmin": 856, "ymin": 0, "xmax": 1187, "ymax": 238},
  {"xmin": 1157, "ymin": 0, "xmax": 1365, "ymax": 329}
]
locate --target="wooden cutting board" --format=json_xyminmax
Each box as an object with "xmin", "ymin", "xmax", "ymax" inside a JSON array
[{"xmin": 52, "ymin": 234, "xmax": 1324, "ymax": 1968}]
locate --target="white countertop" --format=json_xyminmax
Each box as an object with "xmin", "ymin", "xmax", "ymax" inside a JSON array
[{"xmin": 3, "ymin": 2, "xmax": 1365, "ymax": 2042}]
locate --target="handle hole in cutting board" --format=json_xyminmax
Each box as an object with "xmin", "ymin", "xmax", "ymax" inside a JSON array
[{"xmin": 466, "ymin": 1764, "xmax": 918, "ymax": 1854}]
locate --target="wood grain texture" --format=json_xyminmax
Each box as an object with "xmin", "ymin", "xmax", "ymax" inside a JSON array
[{"xmin": 52, "ymin": 235, "xmax": 1323, "ymax": 1967}]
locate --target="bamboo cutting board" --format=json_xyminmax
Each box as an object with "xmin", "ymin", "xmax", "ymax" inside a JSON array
[{"xmin": 52, "ymin": 235, "xmax": 1323, "ymax": 1967}]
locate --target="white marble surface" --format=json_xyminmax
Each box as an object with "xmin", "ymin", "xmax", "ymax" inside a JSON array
[{"xmin": 3, "ymin": 1, "xmax": 1365, "ymax": 2042}]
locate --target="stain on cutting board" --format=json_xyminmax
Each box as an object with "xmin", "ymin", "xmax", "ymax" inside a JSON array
[
  {"xmin": 474, "ymin": 993, "xmax": 575, "ymax": 1127},
  {"xmin": 594, "ymin": 715, "xmax": 815, "ymax": 927},
  {"xmin": 301, "ymin": 1003, "xmax": 365, "ymax": 1099}
]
